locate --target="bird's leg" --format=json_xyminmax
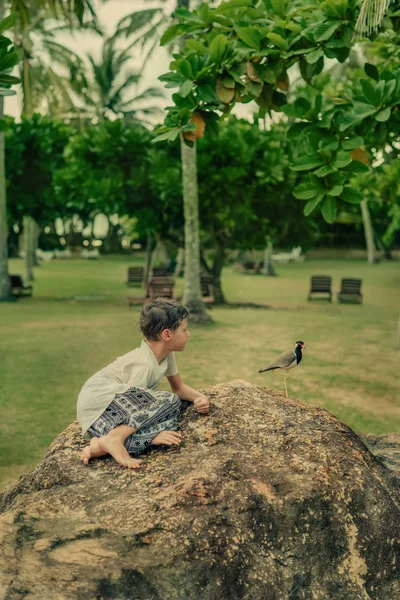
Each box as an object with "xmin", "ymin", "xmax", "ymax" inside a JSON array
[{"xmin": 283, "ymin": 374, "xmax": 288, "ymax": 398}]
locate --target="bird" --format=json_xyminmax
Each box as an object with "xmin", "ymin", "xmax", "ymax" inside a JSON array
[{"xmin": 258, "ymin": 341, "xmax": 306, "ymax": 398}]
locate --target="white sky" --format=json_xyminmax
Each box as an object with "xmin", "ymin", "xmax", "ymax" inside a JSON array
[{"xmin": 5, "ymin": 0, "xmax": 253, "ymax": 122}]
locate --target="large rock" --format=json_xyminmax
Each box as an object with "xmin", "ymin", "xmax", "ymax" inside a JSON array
[{"xmin": 0, "ymin": 380, "xmax": 399, "ymax": 600}]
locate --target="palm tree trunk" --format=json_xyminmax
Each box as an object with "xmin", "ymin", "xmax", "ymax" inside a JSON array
[
  {"xmin": 22, "ymin": 43, "xmax": 36, "ymax": 280},
  {"xmin": 0, "ymin": 97, "xmax": 12, "ymax": 301},
  {"xmin": 360, "ymin": 199, "xmax": 379, "ymax": 265},
  {"xmin": 0, "ymin": 1, "xmax": 12, "ymax": 301},
  {"xmin": 180, "ymin": 138, "xmax": 211, "ymax": 323}
]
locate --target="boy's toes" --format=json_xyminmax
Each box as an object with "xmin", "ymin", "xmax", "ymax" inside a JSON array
[
  {"xmin": 126, "ymin": 458, "xmax": 142, "ymax": 469},
  {"xmin": 81, "ymin": 446, "xmax": 91, "ymax": 465}
]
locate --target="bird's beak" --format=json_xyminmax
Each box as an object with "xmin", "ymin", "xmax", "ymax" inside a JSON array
[{"xmin": 302, "ymin": 344, "xmax": 306, "ymax": 349}]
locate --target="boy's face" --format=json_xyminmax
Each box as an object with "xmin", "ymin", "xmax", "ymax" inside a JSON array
[{"xmin": 167, "ymin": 318, "xmax": 190, "ymax": 351}]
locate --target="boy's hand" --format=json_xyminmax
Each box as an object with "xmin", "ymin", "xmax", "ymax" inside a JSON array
[
  {"xmin": 194, "ymin": 395, "xmax": 210, "ymax": 414},
  {"xmin": 152, "ymin": 431, "xmax": 182, "ymax": 446}
]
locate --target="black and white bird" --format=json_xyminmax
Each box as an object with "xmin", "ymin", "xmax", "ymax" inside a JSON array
[{"xmin": 258, "ymin": 341, "xmax": 306, "ymax": 397}]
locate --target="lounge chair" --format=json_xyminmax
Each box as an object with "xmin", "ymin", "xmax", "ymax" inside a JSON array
[
  {"xmin": 337, "ymin": 278, "xmax": 363, "ymax": 304},
  {"xmin": 126, "ymin": 267, "xmax": 144, "ymax": 286},
  {"xmin": 308, "ymin": 275, "xmax": 332, "ymax": 302}
]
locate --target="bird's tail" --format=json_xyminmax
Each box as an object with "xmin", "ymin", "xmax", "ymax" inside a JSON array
[{"xmin": 258, "ymin": 367, "xmax": 279, "ymax": 373}]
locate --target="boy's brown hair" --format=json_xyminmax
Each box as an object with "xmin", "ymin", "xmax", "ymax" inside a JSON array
[{"xmin": 139, "ymin": 299, "xmax": 189, "ymax": 341}]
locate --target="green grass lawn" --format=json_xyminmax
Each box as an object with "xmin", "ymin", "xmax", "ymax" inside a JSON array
[{"xmin": 1, "ymin": 254, "xmax": 399, "ymax": 490}]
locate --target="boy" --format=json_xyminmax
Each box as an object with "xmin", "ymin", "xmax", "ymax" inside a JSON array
[{"xmin": 78, "ymin": 299, "xmax": 210, "ymax": 469}]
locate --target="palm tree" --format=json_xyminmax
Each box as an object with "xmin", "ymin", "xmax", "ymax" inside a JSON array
[
  {"xmin": 70, "ymin": 35, "xmax": 164, "ymax": 126},
  {"xmin": 6, "ymin": 0, "xmax": 99, "ymax": 282},
  {"xmin": 0, "ymin": 6, "xmax": 21, "ymax": 302}
]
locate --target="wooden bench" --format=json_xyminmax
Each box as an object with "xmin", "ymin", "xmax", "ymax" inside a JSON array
[
  {"xmin": 10, "ymin": 274, "xmax": 33, "ymax": 298},
  {"xmin": 126, "ymin": 267, "xmax": 144, "ymax": 286},
  {"xmin": 147, "ymin": 281, "xmax": 176, "ymax": 300},
  {"xmin": 152, "ymin": 266, "xmax": 169, "ymax": 277},
  {"xmin": 127, "ymin": 276, "xmax": 175, "ymax": 307},
  {"xmin": 308, "ymin": 275, "xmax": 332, "ymax": 302},
  {"xmin": 337, "ymin": 278, "xmax": 363, "ymax": 304}
]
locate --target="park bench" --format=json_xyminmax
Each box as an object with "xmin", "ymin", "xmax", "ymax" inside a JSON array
[
  {"xmin": 147, "ymin": 276, "xmax": 175, "ymax": 297},
  {"xmin": 10, "ymin": 274, "xmax": 33, "ymax": 298},
  {"xmin": 308, "ymin": 275, "xmax": 332, "ymax": 302},
  {"xmin": 126, "ymin": 267, "xmax": 144, "ymax": 286},
  {"xmin": 152, "ymin": 266, "xmax": 169, "ymax": 277},
  {"xmin": 127, "ymin": 276, "xmax": 175, "ymax": 307},
  {"xmin": 337, "ymin": 278, "xmax": 363, "ymax": 304}
]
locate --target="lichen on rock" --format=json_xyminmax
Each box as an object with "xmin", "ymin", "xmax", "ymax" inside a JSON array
[{"xmin": 0, "ymin": 380, "xmax": 399, "ymax": 599}]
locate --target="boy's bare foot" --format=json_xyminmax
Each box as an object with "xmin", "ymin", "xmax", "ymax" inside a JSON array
[
  {"xmin": 152, "ymin": 431, "xmax": 182, "ymax": 446},
  {"xmin": 81, "ymin": 437, "xmax": 108, "ymax": 465},
  {"xmin": 97, "ymin": 431, "xmax": 142, "ymax": 469}
]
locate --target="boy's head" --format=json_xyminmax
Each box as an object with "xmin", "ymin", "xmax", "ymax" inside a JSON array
[{"xmin": 139, "ymin": 299, "xmax": 189, "ymax": 342}]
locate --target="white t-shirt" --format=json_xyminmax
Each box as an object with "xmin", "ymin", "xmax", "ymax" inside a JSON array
[{"xmin": 77, "ymin": 340, "xmax": 178, "ymax": 434}]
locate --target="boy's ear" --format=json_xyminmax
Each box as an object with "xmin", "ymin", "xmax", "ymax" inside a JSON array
[{"xmin": 161, "ymin": 329, "xmax": 172, "ymax": 341}]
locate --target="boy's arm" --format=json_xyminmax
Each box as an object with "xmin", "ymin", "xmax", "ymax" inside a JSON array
[{"xmin": 167, "ymin": 374, "xmax": 210, "ymax": 414}]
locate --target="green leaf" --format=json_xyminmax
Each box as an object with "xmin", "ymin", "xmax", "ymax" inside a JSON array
[
  {"xmin": 293, "ymin": 182, "xmax": 319, "ymax": 200},
  {"xmin": 185, "ymin": 39, "xmax": 208, "ymax": 55},
  {"xmin": 237, "ymin": 27, "xmax": 262, "ymax": 49},
  {"xmin": 0, "ymin": 74, "xmax": 20, "ymax": 85},
  {"xmin": 319, "ymin": 136, "xmax": 339, "ymax": 152},
  {"xmin": 291, "ymin": 155, "xmax": 325, "ymax": 171},
  {"xmin": 341, "ymin": 136, "xmax": 364, "ymax": 150},
  {"xmin": 197, "ymin": 83, "xmax": 220, "ymax": 103},
  {"xmin": 199, "ymin": 3, "xmax": 210, "ymax": 20},
  {"xmin": 160, "ymin": 24, "xmax": 181, "ymax": 45},
  {"xmin": 174, "ymin": 7, "xmax": 203, "ymax": 22},
  {"xmin": 313, "ymin": 21, "xmax": 342, "ymax": 42},
  {"xmin": 305, "ymin": 48, "xmax": 324, "ymax": 64},
  {"xmin": 333, "ymin": 150, "xmax": 352, "ymax": 168},
  {"xmin": 338, "ymin": 104, "xmax": 377, "ymax": 131},
  {"xmin": 360, "ymin": 80, "xmax": 379, "ymax": 106},
  {"xmin": 0, "ymin": 14, "xmax": 17, "ymax": 34},
  {"xmin": 314, "ymin": 165, "xmax": 336, "ymax": 177},
  {"xmin": 343, "ymin": 161, "xmax": 369, "ymax": 174},
  {"xmin": 321, "ymin": 196, "xmax": 337, "ymax": 223},
  {"xmin": 209, "ymin": 34, "xmax": 228, "ymax": 63},
  {"xmin": 178, "ymin": 80, "xmax": 194, "ymax": 97},
  {"xmin": 287, "ymin": 122, "xmax": 309, "ymax": 140},
  {"xmin": 304, "ymin": 194, "xmax": 324, "ymax": 216},
  {"xmin": 216, "ymin": 0, "xmax": 254, "ymax": 11},
  {"xmin": 375, "ymin": 107, "xmax": 391, "ymax": 122},
  {"xmin": 271, "ymin": 0, "xmax": 287, "ymax": 17},
  {"xmin": 179, "ymin": 59, "xmax": 193, "ymax": 79},
  {"xmin": 267, "ymin": 32, "xmax": 288, "ymax": 50},
  {"xmin": 327, "ymin": 184, "xmax": 343, "ymax": 197},
  {"xmin": 341, "ymin": 188, "xmax": 363, "ymax": 204},
  {"xmin": 364, "ymin": 63, "xmax": 379, "ymax": 81},
  {"xmin": 152, "ymin": 129, "xmax": 179, "ymax": 143}
]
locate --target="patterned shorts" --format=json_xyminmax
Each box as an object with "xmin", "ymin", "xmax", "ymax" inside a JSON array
[{"xmin": 87, "ymin": 387, "xmax": 181, "ymax": 456}]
